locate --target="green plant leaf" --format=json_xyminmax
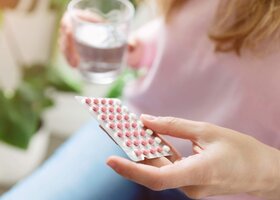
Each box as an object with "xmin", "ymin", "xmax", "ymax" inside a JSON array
[
  {"xmin": 106, "ymin": 69, "xmax": 138, "ymax": 98},
  {"xmin": 0, "ymin": 91, "xmax": 39, "ymax": 149},
  {"xmin": 47, "ymin": 65, "xmax": 82, "ymax": 93}
]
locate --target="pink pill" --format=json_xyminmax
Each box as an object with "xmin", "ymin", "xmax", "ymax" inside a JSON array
[
  {"xmin": 117, "ymin": 123, "xmax": 123, "ymax": 130},
  {"xmin": 116, "ymin": 107, "xmax": 122, "ymax": 113},
  {"xmin": 85, "ymin": 98, "xmax": 91, "ymax": 105},
  {"xmin": 124, "ymin": 123, "xmax": 130, "ymax": 129},
  {"xmin": 133, "ymin": 131, "xmax": 139, "ymax": 137},
  {"xmin": 93, "ymin": 99, "xmax": 99, "ymax": 105},
  {"xmin": 125, "ymin": 132, "xmax": 131, "ymax": 137},
  {"xmin": 132, "ymin": 122, "xmax": 137, "ymax": 129},
  {"xmin": 143, "ymin": 150, "xmax": 149, "ymax": 156},
  {"xmin": 117, "ymin": 132, "xmax": 123, "ymax": 138},
  {"xmin": 150, "ymin": 149, "xmax": 156, "ymax": 154},
  {"xmin": 134, "ymin": 150, "xmax": 142, "ymax": 157},
  {"xmin": 157, "ymin": 147, "xmax": 163, "ymax": 153},
  {"xmin": 140, "ymin": 131, "xmax": 146, "ymax": 137},
  {"xmin": 101, "ymin": 115, "xmax": 107, "ymax": 121},
  {"xmin": 116, "ymin": 115, "xmax": 122, "ymax": 121},
  {"xmin": 126, "ymin": 140, "xmax": 132, "ymax": 147},
  {"xmin": 109, "ymin": 115, "xmax": 114, "ymax": 121},
  {"xmin": 124, "ymin": 115, "xmax": 129, "ymax": 121},
  {"xmin": 109, "ymin": 123, "xmax": 115, "ymax": 129},
  {"xmin": 101, "ymin": 99, "xmax": 106, "ymax": 105},
  {"xmin": 141, "ymin": 140, "xmax": 147, "ymax": 146},
  {"xmin": 133, "ymin": 140, "xmax": 140, "ymax": 146},
  {"xmin": 109, "ymin": 99, "xmax": 114, "ymax": 105},
  {"xmin": 148, "ymin": 138, "xmax": 154, "ymax": 145},
  {"xmin": 109, "ymin": 107, "xmax": 114, "ymax": 113},
  {"xmin": 101, "ymin": 107, "xmax": 107, "ymax": 113},
  {"xmin": 92, "ymin": 107, "xmax": 98, "ymax": 112}
]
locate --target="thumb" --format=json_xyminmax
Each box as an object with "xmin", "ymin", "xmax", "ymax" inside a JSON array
[{"xmin": 141, "ymin": 115, "xmax": 207, "ymax": 141}]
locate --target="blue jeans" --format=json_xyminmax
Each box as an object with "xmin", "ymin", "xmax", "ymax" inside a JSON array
[{"xmin": 1, "ymin": 121, "xmax": 189, "ymax": 200}]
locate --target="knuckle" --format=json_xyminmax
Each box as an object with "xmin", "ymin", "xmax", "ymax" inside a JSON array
[{"xmin": 163, "ymin": 117, "xmax": 178, "ymax": 127}]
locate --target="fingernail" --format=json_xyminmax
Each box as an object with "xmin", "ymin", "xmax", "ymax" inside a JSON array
[
  {"xmin": 107, "ymin": 160, "xmax": 116, "ymax": 169},
  {"xmin": 142, "ymin": 114, "xmax": 157, "ymax": 121}
]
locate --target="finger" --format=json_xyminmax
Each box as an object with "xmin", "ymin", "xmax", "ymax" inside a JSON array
[
  {"xmin": 155, "ymin": 135, "xmax": 182, "ymax": 162},
  {"xmin": 140, "ymin": 115, "xmax": 209, "ymax": 140},
  {"xmin": 107, "ymin": 155, "xmax": 204, "ymax": 190}
]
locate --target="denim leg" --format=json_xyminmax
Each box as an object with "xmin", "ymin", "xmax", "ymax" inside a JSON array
[{"xmin": 1, "ymin": 121, "xmax": 190, "ymax": 200}]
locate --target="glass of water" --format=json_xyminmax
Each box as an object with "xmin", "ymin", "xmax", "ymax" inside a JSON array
[{"xmin": 68, "ymin": 0, "xmax": 135, "ymax": 84}]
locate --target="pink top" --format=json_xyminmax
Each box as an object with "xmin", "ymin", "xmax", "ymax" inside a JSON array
[{"xmin": 124, "ymin": 1, "xmax": 280, "ymax": 199}]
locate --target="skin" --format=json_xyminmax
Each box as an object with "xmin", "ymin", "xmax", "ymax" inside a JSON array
[
  {"xmin": 0, "ymin": 0, "xmax": 18, "ymax": 9},
  {"xmin": 60, "ymin": 11, "xmax": 280, "ymax": 200},
  {"xmin": 59, "ymin": 12, "xmax": 140, "ymax": 68},
  {"xmin": 107, "ymin": 115, "xmax": 280, "ymax": 200}
]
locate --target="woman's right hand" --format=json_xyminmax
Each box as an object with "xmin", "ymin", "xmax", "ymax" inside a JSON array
[{"xmin": 59, "ymin": 12, "xmax": 143, "ymax": 68}]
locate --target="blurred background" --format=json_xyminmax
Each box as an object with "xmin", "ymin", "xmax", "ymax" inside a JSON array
[{"xmin": 0, "ymin": 0, "xmax": 153, "ymax": 194}]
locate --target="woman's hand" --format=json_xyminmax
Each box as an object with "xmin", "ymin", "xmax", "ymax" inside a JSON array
[
  {"xmin": 59, "ymin": 12, "xmax": 143, "ymax": 68},
  {"xmin": 107, "ymin": 115, "xmax": 280, "ymax": 199}
]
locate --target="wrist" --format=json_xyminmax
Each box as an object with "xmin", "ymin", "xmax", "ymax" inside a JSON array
[{"xmin": 250, "ymin": 145, "xmax": 280, "ymax": 200}]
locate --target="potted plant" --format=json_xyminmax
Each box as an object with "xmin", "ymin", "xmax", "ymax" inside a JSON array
[{"xmin": 0, "ymin": 0, "xmax": 81, "ymax": 186}]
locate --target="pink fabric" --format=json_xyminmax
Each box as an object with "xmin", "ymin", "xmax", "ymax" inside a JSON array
[{"xmin": 124, "ymin": 1, "xmax": 280, "ymax": 199}]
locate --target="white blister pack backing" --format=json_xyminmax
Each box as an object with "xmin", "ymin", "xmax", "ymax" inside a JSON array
[{"xmin": 76, "ymin": 96, "xmax": 172, "ymax": 161}]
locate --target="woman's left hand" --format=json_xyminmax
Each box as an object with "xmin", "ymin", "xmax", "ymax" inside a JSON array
[{"xmin": 107, "ymin": 115, "xmax": 280, "ymax": 200}]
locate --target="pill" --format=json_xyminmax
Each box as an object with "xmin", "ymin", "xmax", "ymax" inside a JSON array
[
  {"xmin": 133, "ymin": 140, "xmax": 140, "ymax": 146},
  {"xmin": 101, "ymin": 99, "xmax": 106, "ymax": 105},
  {"xmin": 163, "ymin": 145, "xmax": 170, "ymax": 152},
  {"xmin": 126, "ymin": 140, "xmax": 132, "ymax": 147},
  {"xmin": 141, "ymin": 140, "xmax": 147, "ymax": 146},
  {"xmin": 109, "ymin": 107, "xmax": 114, "ymax": 113},
  {"xmin": 140, "ymin": 130, "xmax": 146, "ymax": 137},
  {"xmin": 148, "ymin": 138, "xmax": 154, "ymax": 145},
  {"xmin": 146, "ymin": 129, "xmax": 153, "ymax": 135},
  {"xmin": 157, "ymin": 147, "xmax": 163, "ymax": 153},
  {"xmin": 132, "ymin": 122, "xmax": 137, "ymax": 128},
  {"xmin": 116, "ymin": 115, "xmax": 122, "ymax": 121},
  {"xmin": 109, "ymin": 123, "xmax": 115, "ymax": 129},
  {"xmin": 101, "ymin": 107, "xmax": 107, "ymax": 113},
  {"xmin": 134, "ymin": 150, "xmax": 142, "ymax": 157},
  {"xmin": 125, "ymin": 131, "xmax": 132, "ymax": 137},
  {"xmin": 85, "ymin": 98, "xmax": 91, "ymax": 105},
  {"xmin": 143, "ymin": 150, "xmax": 149, "ymax": 156},
  {"xmin": 117, "ymin": 132, "xmax": 123, "ymax": 138},
  {"xmin": 154, "ymin": 137, "xmax": 162, "ymax": 144},
  {"xmin": 124, "ymin": 115, "xmax": 129, "ymax": 121},
  {"xmin": 133, "ymin": 131, "xmax": 139, "ymax": 137},
  {"xmin": 101, "ymin": 114, "xmax": 107, "ymax": 121},
  {"xmin": 109, "ymin": 114, "xmax": 114, "ymax": 121},
  {"xmin": 108, "ymin": 99, "xmax": 114, "ymax": 105},
  {"xmin": 93, "ymin": 99, "xmax": 99, "ymax": 105},
  {"xmin": 117, "ymin": 123, "xmax": 123, "ymax": 130},
  {"xmin": 116, "ymin": 107, "xmax": 122, "ymax": 113},
  {"xmin": 150, "ymin": 149, "xmax": 156, "ymax": 154},
  {"xmin": 92, "ymin": 106, "xmax": 99, "ymax": 112},
  {"xmin": 124, "ymin": 123, "xmax": 130, "ymax": 129}
]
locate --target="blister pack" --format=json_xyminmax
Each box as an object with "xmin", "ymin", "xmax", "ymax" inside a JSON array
[{"xmin": 76, "ymin": 96, "xmax": 172, "ymax": 161}]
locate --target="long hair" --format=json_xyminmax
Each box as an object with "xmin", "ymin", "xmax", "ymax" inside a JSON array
[{"xmin": 157, "ymin": 0, "xmax": 280, "ymax": 55}]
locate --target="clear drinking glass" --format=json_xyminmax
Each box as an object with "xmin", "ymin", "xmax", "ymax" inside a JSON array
[{"xmin": 68, "ymin": 0, "xmax": 135, "ymax": 84}]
